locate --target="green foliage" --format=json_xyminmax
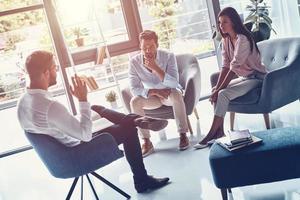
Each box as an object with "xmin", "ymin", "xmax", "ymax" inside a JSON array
[
  {"xmin": 4, "ymin": 34, "xmax": 25, "ymax": 51},
  {"xmin": 149, "ymin": 0, "xmax": 178, "ymax": 49},
  {"xmin": 0, "ymin": 9, "xmax": 44, "ymax": 52},
  {"xmin": 0, "ymin": 74, "xmax": 25, "ymax": 100},
  {"xmin": 0, "ymin": 10, "xmax": 44, "ymax": 33},
  {"xmin": 244, "ymin": 0, "xmax": 276, "ymax": 34},
  {"xmin": 105, "ymin": 90, "xmax": 117, "ymax": 102}
]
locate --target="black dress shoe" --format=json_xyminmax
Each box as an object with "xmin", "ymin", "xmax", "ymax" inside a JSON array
[
  {"xmin": 134, "ymin": 175, "xmax": 170, "ymax": 193},
  {"xmin": 134, "ymin": 116, "xmax": 168, "ymax": 131}
]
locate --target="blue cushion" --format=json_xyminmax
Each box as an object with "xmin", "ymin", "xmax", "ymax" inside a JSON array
[
  {"xmin": 209, "ymin": 127, "xmax": 300, "ymax": 188},
  {"xmin": 25, "ymin": 132, "xmax": 124, "ymax": 179}
]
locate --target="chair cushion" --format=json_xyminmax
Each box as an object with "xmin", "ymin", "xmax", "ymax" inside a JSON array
[
  {"xmin": 209, "ymin": 127, "xmax": 300, "ymax": 189},
  {"xmin": 230, "ymin": 87, "xmax": 262, "ymax": 105},
  {"xmin": 25, "ymin": 132, "xmax": 123, "ymax": 178}
]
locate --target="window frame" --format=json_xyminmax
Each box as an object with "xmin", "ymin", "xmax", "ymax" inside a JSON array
[{"xmin": 57, "ymin": 0, "xmax": 143, "ymax": 66}]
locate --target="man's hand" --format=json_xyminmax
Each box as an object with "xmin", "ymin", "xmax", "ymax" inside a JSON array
[
  {"xmin": 144, "ymin": 56, "xmax": 165, "ymax": 81},
  {"xmin": 70, "ymin": 74, "xmax": 88, "ymax": 102},
  {"xmin": 148, "ymin": 88, "xmax": 171, "ymax": 99},
  {"xmin": 144, "ymin": 57, "xmax": 159, "ymax": 72}
]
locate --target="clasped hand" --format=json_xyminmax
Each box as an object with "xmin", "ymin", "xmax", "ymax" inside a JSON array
[
  {"xmin": 144, "ymin": 57, "xmax": 158, "ymax": 72},
  {"xmin": 149, "ymin": 88, "xmax": 171, "ymax": 100},
  {"xmin": 209, "ymin": 87, "xmax": 218, "ymax": 104},
  {"xmin": 69, "ymin": 74, "xmax": 88, "ymax": 102}
]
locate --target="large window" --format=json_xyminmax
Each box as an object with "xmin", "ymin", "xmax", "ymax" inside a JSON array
[
  {"xmin": 0, "ymin": 1, "xmax": 69, "ymax": 153},
  {"xmin": 54, "ymin": 0, "xmax": 129, "ymax": 51},
  {"xmin": 51, "ymin": 0, "xmax": 141, "ymax": 66},
  {"xmin": 137, "ymin": 0, "xmax": 214, "ymax": 56},
  {"xmin": 0, "ymin": 4, "xmax": 56, "ymax": 104}
]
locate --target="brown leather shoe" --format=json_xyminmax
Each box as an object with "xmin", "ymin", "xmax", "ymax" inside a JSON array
[
  {"xmin": 142, "ymin": 141, "xmax": 154, "ymax": 157},
  {"xmin": 179, "ymin": 134, "xmax": 190, "ymax": 151}
]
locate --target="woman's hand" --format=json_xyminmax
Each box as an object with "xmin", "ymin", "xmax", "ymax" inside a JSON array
[
  {"xmin": 211, "ymin": 86, "xmax": 217, "ymax": 93},
  {"xmin": 209, "ymin": 90, "xmax": 219, "ymax": 104}
]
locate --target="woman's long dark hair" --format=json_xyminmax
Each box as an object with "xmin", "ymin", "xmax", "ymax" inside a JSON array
[{"xmin": 218, "ymin": 7, "xmax": 259, "ymax": 53}]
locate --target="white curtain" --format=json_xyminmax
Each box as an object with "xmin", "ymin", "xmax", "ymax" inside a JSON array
[{"xmin": 270, "ymin": 0, "xmax": 300, "ymax": 38}]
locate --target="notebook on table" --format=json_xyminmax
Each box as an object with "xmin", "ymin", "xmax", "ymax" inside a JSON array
[
  {"xmin": 216, "ymin": 135, "xmax": 263, "ymax": 151},
  {"xmin": 228, "ymin": 129, "xmax": 252, "ymax": 145}
]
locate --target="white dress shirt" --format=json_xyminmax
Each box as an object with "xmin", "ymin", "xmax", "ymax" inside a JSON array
[
  {"xmin": 17, "ymin": 89, "xmax": 92, "ymax": 146},
  {"xmin": 129, "ymin": 49, "xmax": 182, "ymax": 98}
]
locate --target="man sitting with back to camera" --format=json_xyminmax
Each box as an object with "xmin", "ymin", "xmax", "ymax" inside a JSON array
[{"xmin": 17, "ymin": 50, "xmax": 170, "ymax": 193}]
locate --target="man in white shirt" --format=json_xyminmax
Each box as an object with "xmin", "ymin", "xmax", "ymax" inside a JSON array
[
  {"xmin": 129, "ymin": 30, "xmax": 190, "ymax": 157},
  {"xmin": 17, "ymin": 50, "xmax": 170, "ymax": 193}
]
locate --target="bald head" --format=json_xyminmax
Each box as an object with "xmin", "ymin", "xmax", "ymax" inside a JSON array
[{"xmin": 25, "ymin": 50, "xmax": 54, "ymax": 80}]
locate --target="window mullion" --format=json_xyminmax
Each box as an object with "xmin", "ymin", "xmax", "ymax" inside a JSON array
[
  {"xmin": 43, "ymin": 0, "xmax": 77, "ymax": 115},
  {"xmin": 0, "ymin": 4, "xmax": 44, "ymax": 17}
]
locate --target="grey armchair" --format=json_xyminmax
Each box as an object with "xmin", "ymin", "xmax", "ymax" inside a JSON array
[
  {"xmin": 121, "ymin": 53, "xmax": 201, "ymax": 134},
  {"xmin": 211, "ymin": 37, "xmax": 300, "ymax": 130}
]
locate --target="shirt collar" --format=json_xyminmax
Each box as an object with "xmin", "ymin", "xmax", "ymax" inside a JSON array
[{"xmin": 26, "ymin": 88, "xmax": 53, "ymax": 98}]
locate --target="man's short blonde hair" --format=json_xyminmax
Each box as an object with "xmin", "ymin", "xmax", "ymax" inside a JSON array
[
  {"xmin": 139, "ymin": 30, "xmax": 158, "ymax": 45},
  {"xmin": 25, "ymin": 50, "xmax": 53, "ymax": 79}
]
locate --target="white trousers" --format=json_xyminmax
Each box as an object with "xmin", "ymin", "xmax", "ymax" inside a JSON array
[
  {"xmin": 130, "ymin": 88, "xmax": 189, "ymax": 139},
  {"xmin": 215, "ymin": 77, "xmax": 263, "ymax": 117}
]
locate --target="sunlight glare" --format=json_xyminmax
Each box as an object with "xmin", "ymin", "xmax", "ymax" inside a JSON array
[{"xmin": 58, "ymin": 0, "xmax": 94, "ymax": 24}]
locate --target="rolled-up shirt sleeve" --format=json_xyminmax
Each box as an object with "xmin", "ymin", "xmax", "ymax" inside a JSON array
[
  {"xmin": 230, "ymin": 35, "xmax": 251, "ymax": 74},
  {"xmin": 129, "ymin": 59, "xmax": 149, "ymax": 98},
  {"xmin": 48, "ymin": 101, "xmax": 93, "ymax": 142},
  {"xmin": 162, "ymin": 53, "xmax": 179, "ymax": 88},
  {"xmin": 222, "ymin": 39, "xmax": 230, "ymax": 69}
]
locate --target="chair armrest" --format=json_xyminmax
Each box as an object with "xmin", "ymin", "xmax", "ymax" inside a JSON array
[
  {"xmin": 259, "ymin": 56, "xmax": 300, "ymax": 112},
  {"xmin": 71, "ymin": 133, "xmax": 123, "ymax": 177},
  {"xmin": 183, "ymin": 64, "xmax": 201, "ymax": 115}
]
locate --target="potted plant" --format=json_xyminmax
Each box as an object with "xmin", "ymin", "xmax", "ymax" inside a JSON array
[
  {"xmin": 72, "ymin": 27, "xmax": 88, "ymax": 47},
  {"xmin": 105, "ymin": 90, "xmax": 118, "ymax": 109},
  {"xmin": 244, "ymin": 0, "xmax": 276, "ymax": 43}
]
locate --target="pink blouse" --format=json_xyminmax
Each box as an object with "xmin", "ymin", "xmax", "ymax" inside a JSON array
[{"xmin": 222, "ymin": 34, "xmax": 266, "ymax": 77}]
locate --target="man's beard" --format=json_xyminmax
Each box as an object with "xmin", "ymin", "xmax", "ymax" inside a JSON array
[{"xmin": 49, "ymin": 77, "xmax": 57, "ymax": 87}]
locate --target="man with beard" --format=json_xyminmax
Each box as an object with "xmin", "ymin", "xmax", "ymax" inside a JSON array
[
  {"xmin": 17, "ymin": 50, "xmax": 170, "ymax": 193},
  {"xmin": 129, "ymin": 30, "xmax": 190, "ymax": 157}
]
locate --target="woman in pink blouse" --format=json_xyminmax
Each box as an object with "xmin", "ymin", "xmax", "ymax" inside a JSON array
[{"xmin": 194, "ymin": 7, "xmax": 267, "ymax": 149}]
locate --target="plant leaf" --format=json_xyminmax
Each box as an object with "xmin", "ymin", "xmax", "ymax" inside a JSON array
[
  {"xmin": 271, "ymin": 27, "xmax": 277, "ymax": 35},
  {"xmin": 261, "ymin": 15, "xmax": 272, "ymax": 24},
  {"xmin": 244, "ymin": 11, "xmax": 255, "ymax": 22},
  {"xmin": 212, "ymin": 30, "xmax": 216, "ymax": 39},
  {"xmin": 244, "ymin": 15, "xmax": 257, "ymax": 24}
]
